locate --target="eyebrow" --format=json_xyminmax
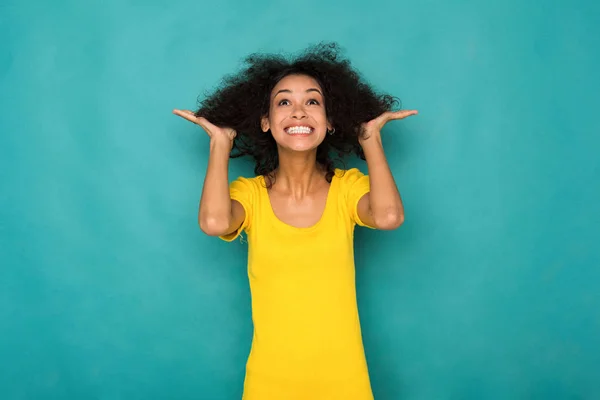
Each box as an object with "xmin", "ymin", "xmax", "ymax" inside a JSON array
[{"xmin": 274, "ymin": 88, "xmax": 323, "ymax": 97}]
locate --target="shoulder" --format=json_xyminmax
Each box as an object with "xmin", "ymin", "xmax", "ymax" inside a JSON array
[
  {"xmin": 229, "ymin": 175, "xmax": 264, "ymax": 204},
  {"xmin": 230, "ymin": 175, "xmax": 264, "ymax": 191},
  {"xmin": 333, "ymin": 168, "xmax": 371, "ymax": 207},
  {"xmin": 333, "ymin": 168, "xmax": 369, "ymax": 188}
]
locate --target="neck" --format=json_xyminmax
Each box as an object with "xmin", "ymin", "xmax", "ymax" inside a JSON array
[{"xmin": 272, "ymin": 149, "xmax": 324, "ymax": 196}]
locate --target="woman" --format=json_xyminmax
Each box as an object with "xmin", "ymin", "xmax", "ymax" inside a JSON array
[{"xmin": 173, "ymin": 42, "xmax": 417, "ymax": 400}]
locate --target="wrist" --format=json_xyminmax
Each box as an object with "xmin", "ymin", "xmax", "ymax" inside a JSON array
[
  {"xmin": 210, "ymin": 136, "xmax": 233, "ymax": 153},
  {"xmin": 359, "ymin": 130, "xmax": 382, "ymax": 148}
]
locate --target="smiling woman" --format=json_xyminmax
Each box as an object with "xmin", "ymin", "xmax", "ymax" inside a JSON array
[
  {"xmin": 261, "ymin": 75, "xmax": 331, "ymax": 154},
  {"xmin": 173, "ymin": 42, "xmax": 417, "ymax": 399}
]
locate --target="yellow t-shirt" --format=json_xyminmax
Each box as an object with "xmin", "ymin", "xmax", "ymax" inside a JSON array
[{"xmin": 220, "ymin": 168, "xmax": 375, "ymax": 400}]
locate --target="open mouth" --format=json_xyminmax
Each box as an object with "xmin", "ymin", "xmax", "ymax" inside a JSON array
[{"xmin": 284, "ymin": 125, "xmax": 314, "ymax": 135}]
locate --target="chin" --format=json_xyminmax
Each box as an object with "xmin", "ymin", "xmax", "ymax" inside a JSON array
[
  {"xmin": 282, "ymin": 137, "xmax": 324, "ymax": 152},
  {"xmin": 289, "ymin": 145, "xmax": 319, "ymax": 153}
]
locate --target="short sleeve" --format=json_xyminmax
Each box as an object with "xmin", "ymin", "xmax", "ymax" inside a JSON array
[
  {"xmin": 219, "ymin": 176, "xmax": 255, "ymax": 242},
  {"xmin": 340, "ymin": 168, "xmax": 374, "ymax": 228}
]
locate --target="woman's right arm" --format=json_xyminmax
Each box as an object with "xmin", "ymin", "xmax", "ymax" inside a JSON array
[
  {"xmin": 172, "ymin": 109, "xmax": 245, "ymax": 237},
  {"xmin": 198, "ymin": 137, "xmax": 245, "ymax": 236}
]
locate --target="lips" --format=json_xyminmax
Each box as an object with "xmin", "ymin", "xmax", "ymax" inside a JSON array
[{"xmin": 284, "ymin": 125, "xmax": 314, "ymax": 135}]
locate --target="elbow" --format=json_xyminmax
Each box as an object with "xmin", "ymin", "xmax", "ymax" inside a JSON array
[
  {"xmin": 198, "ymin": 215, "xmax": 230, "ymax": 236},
  {"xmin": 374, "ymin": 211, "xmax": 404, "ymax": 230}
]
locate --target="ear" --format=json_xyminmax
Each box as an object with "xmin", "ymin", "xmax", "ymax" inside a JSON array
[
  {"xmin": 327, "ymin": 119, "xmax": 333, "ymax": 132},
  {"xmin": 261, "ymin": 115, "xmax": 270, "ymax": 132}
]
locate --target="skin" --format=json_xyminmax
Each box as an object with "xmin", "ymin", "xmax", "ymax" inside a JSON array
[{"xmin": 173, "ymin": 73, "xmax": 417, "ymax": 234}]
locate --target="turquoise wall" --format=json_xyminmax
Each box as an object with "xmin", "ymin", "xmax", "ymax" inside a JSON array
[{"xmin": 2, "ymin": 0, "xmax": 599, "ymax": 399}]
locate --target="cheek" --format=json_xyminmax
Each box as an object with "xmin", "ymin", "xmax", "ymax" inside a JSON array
[
  {"xmin": 269, "ymin": 108, "xmax": 284, "ymax": 125},
  {"xmin": 316, "ymin": 108, "xmax": 328, "ymax": 122}
]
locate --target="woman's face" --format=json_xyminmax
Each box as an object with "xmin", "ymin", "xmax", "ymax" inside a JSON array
[{"xmin": 261, "ymin": 74, "xmax": 332, "ymax": 153}]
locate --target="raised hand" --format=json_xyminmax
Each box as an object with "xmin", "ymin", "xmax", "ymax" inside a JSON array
[
  {"xmin": 172, "ymin": 109, "xmax": 237, "ymax": 143},
  {"xmin": 361, "ymin": 109, "xmax": 418, "ymax": 138}
]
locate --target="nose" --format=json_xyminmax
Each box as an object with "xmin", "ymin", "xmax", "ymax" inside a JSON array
[{"xmin": 291, "ymin": 104, "xmax": 307, "ymax": 119}]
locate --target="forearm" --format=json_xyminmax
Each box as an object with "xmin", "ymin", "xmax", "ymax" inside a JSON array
[
  {"xmin": 198, "ymin": 138, "xmax": 233, "ymax": 234},
  {"xmin": 361, "ymin": 134, "xmax": 404, "ymax": 226}
]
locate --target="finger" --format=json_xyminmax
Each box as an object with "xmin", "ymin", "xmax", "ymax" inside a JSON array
[
  {"xmin": 172, "ymin": 109, "xmax": 194, "ymax": 115},
  {"xmin": 195, "ymin": 116, "xmax": 218, "ymax": 132},
  {"xmin": 172, "ymin": 109, "xmax": 199, "ymax": 123},
  {"xmin": 371, "ymin": 111, "xmax": 393, "ymax": 125},
  {"xmin": 173, "ymin": 110, "xmax": 215, "ymax": 133},
  {"xmin": 389, "ymin": 109, "xmax": 418, "ymax": 119}
]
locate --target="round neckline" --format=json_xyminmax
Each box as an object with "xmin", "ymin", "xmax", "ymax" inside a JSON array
[{"xmin": 259, "ymin": 170, "xmax": 340, "ymax": 232}]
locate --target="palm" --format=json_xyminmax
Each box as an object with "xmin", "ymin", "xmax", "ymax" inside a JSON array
[
  {"xmin": 363, "ymin": 109, "xmax": 418, "ymax": 133},
  {"xmin": 172, "ymin": 109, "xmax": 236, "ymax": 141}
]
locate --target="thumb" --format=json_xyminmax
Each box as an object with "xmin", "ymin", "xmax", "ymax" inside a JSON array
[{"xmin": 195, "ymin": 116, "xmax": 219, "ymax": 133}]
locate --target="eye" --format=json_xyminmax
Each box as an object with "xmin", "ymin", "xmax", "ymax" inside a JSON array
[
  {"xmin": 307, "ymin": 99, "xmax": 320, "ymax": 105},
  {"xmin": 278, "ymin": 99, "xmax": 290, "ymax": 106}
]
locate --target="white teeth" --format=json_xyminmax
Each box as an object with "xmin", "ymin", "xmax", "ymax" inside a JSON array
[{"xmin": 286, "ymin": 126, "xmax": 313, "ymax": 135}]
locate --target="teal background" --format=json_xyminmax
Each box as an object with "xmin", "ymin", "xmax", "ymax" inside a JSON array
[{"xmin": 1, "ymin": 0, "xmax": 599, "ymax": 399}]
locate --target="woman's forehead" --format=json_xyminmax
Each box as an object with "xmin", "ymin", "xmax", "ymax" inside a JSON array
[{"xmin": 272, "ymin": 74, "xmax": 322, "ymax": 94}]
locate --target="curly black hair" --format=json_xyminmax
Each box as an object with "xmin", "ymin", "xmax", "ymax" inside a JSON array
[{"xmin": 195, "ymin": 42, "xmax": 399, "ymax": 183}]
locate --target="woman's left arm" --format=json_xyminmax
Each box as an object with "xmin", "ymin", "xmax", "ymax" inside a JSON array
[{"xmin": 357, "ymin": 109, "xmax": 418, "ymax": 230}]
